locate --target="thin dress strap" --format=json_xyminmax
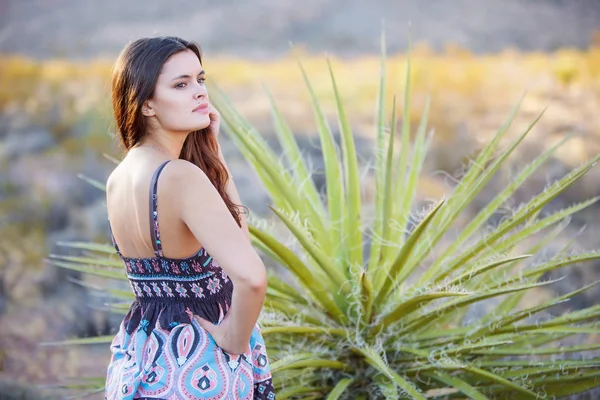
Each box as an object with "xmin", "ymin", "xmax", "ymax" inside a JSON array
[
  {"xmin": 150, "ymin": 160, "xmax": 172, "ymax": 257},
  {"xmin": 108, "ymin": 220, "xmax": 122, "ymax": 258}
]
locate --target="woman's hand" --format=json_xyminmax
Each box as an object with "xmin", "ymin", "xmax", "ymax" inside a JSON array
[
  {"xmin": 196, "ymin": 312, "xmax": 248, "ymax": 355},
  {"xmin": 206, "ymin": 104, "xmax": 221, "ymax": 139},
  {"xmin": 207, "ymin": 104, "xmax": 228, "ymax": 162}
]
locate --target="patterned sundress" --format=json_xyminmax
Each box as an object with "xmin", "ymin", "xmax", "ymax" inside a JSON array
[{"xmin": 105, "ymin": 160, "xmax": 275, "ymax": 400}]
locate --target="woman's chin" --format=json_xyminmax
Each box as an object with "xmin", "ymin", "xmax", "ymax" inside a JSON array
[
  {"xmin": 187, "ymin": 119, "xmax": 211, "ymax": 132},
  {"xmin": 196, "ymin": 115, "xmax": 212, "ymax": 129}
]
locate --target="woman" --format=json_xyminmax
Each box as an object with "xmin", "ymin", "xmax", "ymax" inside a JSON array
[{"xmin": 105, "ymin": 36, "xmax": 275, "ymax": 400}]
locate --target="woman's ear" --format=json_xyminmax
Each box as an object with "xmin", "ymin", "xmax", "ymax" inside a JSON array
[{"xmin": 141, "ymin": 100, "xmax": 156, "ymax": 117}]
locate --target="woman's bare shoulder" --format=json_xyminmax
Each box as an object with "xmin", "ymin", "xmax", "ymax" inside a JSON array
[{"xmin": 162, "ymin": 159, "xmax": 211, "ymax": 188}]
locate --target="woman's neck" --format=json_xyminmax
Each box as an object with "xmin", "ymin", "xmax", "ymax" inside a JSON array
[{"xmin": 138, "ymin": 132, "xmax": 188, "ymax": 159}]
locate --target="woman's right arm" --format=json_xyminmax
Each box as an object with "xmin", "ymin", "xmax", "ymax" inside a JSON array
[{"xmin": 170, "ymin": 159, "xmax": 267, "ymax": 353}]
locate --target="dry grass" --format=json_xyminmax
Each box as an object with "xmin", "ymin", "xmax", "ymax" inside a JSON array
[{"xmin": 2, "ymin": 43, "xmax": 600, "ymax": 162}]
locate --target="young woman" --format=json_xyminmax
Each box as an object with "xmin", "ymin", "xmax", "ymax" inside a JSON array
[{"xmin": 105, "ymin": 36, "xmax": 275, "ymax": 399}]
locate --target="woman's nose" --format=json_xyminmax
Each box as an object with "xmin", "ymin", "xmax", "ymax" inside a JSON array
[{"xmin": 194, "ymin": 83, "xmax": 208, "ymax": 99}]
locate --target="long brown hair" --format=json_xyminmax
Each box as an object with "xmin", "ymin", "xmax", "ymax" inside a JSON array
[{"xmin": 111, "ymin": 36, "xmax": 243, "ymax": 227}]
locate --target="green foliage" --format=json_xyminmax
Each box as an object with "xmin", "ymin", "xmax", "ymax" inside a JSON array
[
  {"xmin": 211, "ymin": 35, "xmax": 600, "ymax": 398},
  {"xmin": 49, "ymin": 36, "xmax": 600, "ymax": 398}
]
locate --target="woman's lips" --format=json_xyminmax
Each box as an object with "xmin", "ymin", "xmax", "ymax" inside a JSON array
[{"xmin": 193, "ymin": 103, "xmax": 209, "ymax": 113}]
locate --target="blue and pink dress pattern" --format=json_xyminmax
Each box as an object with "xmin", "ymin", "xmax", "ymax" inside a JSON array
[{"xmin": 105, "ymin": 160, "xmax": 275, "ymax": 399}]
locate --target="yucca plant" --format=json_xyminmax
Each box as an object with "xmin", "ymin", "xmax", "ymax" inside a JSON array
[{"xmin": 49, "ymin": 36, "xmax": 600, "ymax": 399}]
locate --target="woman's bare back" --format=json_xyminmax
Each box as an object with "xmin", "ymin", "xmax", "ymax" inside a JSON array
[{"xmin": 106, "ymin": 150, "xmax": 203, "ymax": 260}]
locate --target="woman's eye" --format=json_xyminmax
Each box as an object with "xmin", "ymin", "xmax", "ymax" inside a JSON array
[
  {"xmin": 198, "ymin": 77, "xmax": 206, "ymax": 85},
  {"xmin": 175, "ymin": 82, "xmax": 186, "ymax": 88}
]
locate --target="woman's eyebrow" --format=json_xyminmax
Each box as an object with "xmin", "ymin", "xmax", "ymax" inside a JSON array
[{"xmin": 171, "ymin": 70, "xmax": 205, "ymax": 81}]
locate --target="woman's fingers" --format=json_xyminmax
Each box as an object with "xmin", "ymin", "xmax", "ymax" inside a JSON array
[{"xmin": 196, "ymin": 316, "xmax": 217, "ymax": 336}]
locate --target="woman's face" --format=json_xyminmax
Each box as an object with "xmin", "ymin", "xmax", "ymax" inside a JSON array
[{"xmin": 143, "ymin": 49, "xmax": 211, "ymax": 133}]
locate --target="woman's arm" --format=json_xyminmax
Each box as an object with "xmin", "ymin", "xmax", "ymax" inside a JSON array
[
  {"xmin": 218, "ymin": 145, "xmax": 251, "ymax": 242},
  {"xmin": 170, "ymin": 159, "xmax": 267, "ymax": 353}
]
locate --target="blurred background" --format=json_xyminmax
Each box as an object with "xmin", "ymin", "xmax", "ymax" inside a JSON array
[{"xmin": 1, "ymin": 0, "xmax": 600, "ymax": 398}]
